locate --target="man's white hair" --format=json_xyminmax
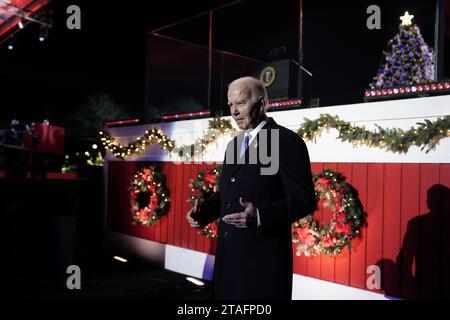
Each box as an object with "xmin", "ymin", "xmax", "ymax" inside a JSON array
[{"xmin": 229, "ymin": 76, "xmax": 269, "ymax": 110}]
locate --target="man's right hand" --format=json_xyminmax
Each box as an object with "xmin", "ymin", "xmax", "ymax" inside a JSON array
[{"xmin": 186, "ymin": 199, "xmax": 200, "ymax": 228}]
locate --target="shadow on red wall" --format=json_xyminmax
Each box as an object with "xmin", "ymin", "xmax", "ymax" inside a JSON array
[{"xmin": 377, "ymin": 184, "xmax": 450, "ymax": 299}]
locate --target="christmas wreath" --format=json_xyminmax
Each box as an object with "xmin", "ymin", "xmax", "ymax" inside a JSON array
[
  {"xmin": 188, "ymin": 164, "xmax": 222, "ymax": 239},
  {"xmin": 292, "ymin": 168, "xmax": 365, "ymax": 257},
  {"xmin": 130, "ymin": 166, "xmax": 170, "ymax": 226}
]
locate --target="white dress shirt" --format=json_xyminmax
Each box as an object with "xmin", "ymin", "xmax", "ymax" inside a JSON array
[
  {"xmin": 244, "ymin": 119, "xmax": 267, "ymax": 228},
  {"xmin": 245, "ymin": 119, "xmax": 267, "ymax": 148}
]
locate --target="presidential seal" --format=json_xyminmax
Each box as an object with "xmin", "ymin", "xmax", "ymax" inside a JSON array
[{"xmin": 260, "ymin": 66, "xmax": 276, "ymax": 87}]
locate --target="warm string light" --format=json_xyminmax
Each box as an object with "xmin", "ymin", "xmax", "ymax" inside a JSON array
[
  {"xmin": 188, "ymin": 165, "xmax": 221, "ymax": 239},
  {"xmin": 294, "ymin": 169, "xmax": 365, "ymax": 257},
  {"xmin": 100, "ymin": 118, "xmax": 234, "ymax": 159},
  {"xmin": 130, "ymin": 167, "xmax": 170, "ymax": 227},
  {"xmin": 102, "ymin": 114, "xmax": 449, "ymax": 158},
  {"xmin": 297, "ymin": 114, "xmax": 450, "ymax": 154}
]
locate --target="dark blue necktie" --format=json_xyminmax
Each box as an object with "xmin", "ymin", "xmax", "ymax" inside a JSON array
[{"xmin": 240, "ymin": 133, "xmax": 250, "ymax": 158}]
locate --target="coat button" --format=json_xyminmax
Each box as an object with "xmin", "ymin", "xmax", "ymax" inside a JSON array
[
  {"xmin": 225, "ymin": 202, "xmax": 231, "ymax": 209},
  {"xmin": 230, "ymin": 177, "xmax": 235, "ymax": 182},
  {"xmin": 223, "ymin": 232, "xmax": 228, "ymax": 238}
]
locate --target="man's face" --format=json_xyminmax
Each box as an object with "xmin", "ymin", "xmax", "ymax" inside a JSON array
[{"xmin": 227, "ymin": 83, "xmax": 261, "ymax": 130}]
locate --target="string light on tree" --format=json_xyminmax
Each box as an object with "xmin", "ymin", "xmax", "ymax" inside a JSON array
[{"xmin": 370, "ymin": 11, "xmax": 435, "ymax": 89}]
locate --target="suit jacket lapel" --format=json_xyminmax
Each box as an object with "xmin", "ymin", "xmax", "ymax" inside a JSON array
[
  {"xmin": 226, "ymin": 118, "xmax": 276, "ymax": 178},
  {"xmin": 255, "ymin": 117, "xmax": 276, "ymax": 152},
  {"xmin": 227, "ymin": 132, "xmax": 245, "ymax": 178}
]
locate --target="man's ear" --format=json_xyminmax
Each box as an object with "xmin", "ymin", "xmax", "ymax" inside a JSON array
[
  {"xmin": 257, "ymin": 97, "xmax": 265, "ymax": 107},
  {"xmin": 259, "ymin": 97, "xmax": 266, "ymax": 112}
]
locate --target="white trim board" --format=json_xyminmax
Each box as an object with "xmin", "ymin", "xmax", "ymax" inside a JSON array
[
  {"xmin": 165, "ymin": 244, "xmax": 215, "ymax": 281},
  {"xmin": 103, "ymin": 232, "xmax": 399, "ymax": 299},
  {"xmin": 102, "ymin": 230, "xmax": 166, "ymax": 267},
  {"xmin": 105, "ymin": 95, "xmax": 450, "ymax": 164},
  {"xmin": 292, "ymin": 274, "xmax": 396, "ymax": 300},
  {"xmin": 163, "ymin": 241, "xmax": 398, "ymax": 300}
]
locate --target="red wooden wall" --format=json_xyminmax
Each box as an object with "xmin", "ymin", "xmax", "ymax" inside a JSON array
[{"xmin": 107, "ymin": 161, "xmax": 450, "ymax": 299}]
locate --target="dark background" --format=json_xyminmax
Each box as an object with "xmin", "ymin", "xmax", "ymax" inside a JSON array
[
  {"xmin": 0, "ymin": 0, "xmax": 448, "ymax": 126},
  {"xmin": 0, "ymin": 0, "xmax": 449, "ymax": 300}
]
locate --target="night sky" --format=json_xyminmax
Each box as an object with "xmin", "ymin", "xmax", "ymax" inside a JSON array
[
  {"xmin": 0, "ymin": 0, "xmax": 234, "ymax": 126},
  {"xmin": 0, "ymin": 0, "xmax": 445, "ymax": 128}
]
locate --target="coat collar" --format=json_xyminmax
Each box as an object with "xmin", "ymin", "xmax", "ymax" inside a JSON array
[
  {"xmin": 235, "ymin": 117, "xmax": 277, "ymax": 141},
  {"xmin": 226, "ymin": 117, "xmax": 277, "ymax": 177}
]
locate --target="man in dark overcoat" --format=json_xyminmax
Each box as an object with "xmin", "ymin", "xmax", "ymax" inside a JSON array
[{"xmin": 187, "ymin": 76, "xmax": 316, "ymax": 299}]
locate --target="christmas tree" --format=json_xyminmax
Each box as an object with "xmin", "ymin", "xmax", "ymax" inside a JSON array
[{"xmin": 370, "ymin": 11, "xmax": 435, "ymax": 89}]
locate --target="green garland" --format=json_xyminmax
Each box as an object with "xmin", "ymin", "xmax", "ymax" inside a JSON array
[
  {"xmin": 297, "ymin": 113, "xmax": 450, "ymax": 154},
  {"xmin": 101, "ymin": 114, "xmax": 450, "ymax": 159},
  {"xmin": 100, "ymin": 117, "xmax": 234, "ymax": 159}
]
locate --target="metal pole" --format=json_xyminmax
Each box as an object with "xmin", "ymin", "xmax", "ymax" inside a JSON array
[
  {"xmin": 145, "ymin": 36, "xmax": 152, "ymax": 121},
  {"xmin": 208, "ymin": 10, "xmax": 213, "ymax": 109},
  {"xmin": 434, "ymin": 0, "xmax": 444, "ymax": 81},
  {"xmin": 150, "ymin": 0, "xmax": 244, "ymax": 34},
  {"xmin": 297, "ymin": 0, "xmax": 303, "ymax": 99}
]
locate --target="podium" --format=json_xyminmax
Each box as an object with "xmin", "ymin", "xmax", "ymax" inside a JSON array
[{"xmin": 252, "ymin": 59, "xmax": 299, "ymax": 101}]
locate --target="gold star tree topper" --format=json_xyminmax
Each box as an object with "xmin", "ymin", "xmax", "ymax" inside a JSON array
[{"xmin": 400, "ymin": 11, "xmax": 414, "ymax": 26}]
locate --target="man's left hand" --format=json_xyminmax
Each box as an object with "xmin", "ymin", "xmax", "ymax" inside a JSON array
[{"xmin": 222, "ymin": 197, "xmax": 256, "ymax": 228}]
